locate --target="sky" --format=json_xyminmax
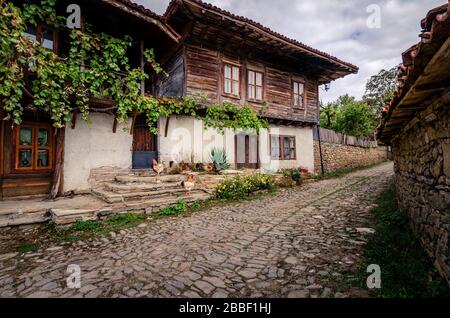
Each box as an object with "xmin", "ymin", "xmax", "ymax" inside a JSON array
[{"xmin": 134, "ymin": 0, "xmax": 444, "ymax": 103}]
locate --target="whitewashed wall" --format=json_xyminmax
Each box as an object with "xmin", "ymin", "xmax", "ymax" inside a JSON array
[
  {"xmin": 159, "ymin": 116, "xmax": 314, "ymax": 172},
  {"xmin": 63, "ymin": 113, "xmax": 132, "ymax": 193}
]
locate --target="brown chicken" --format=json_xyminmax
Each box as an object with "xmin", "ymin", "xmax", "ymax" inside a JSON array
[
  {"xmin": 152, "ymin": 159, "xmax": 165, "ymax": 180},
  {"xmin": 181, "ymin": 174, "xmax": 195, "ymax": 196},
  {"xmin": 202, "ymin": 163, "xmax": 214, "ymax": 173}
]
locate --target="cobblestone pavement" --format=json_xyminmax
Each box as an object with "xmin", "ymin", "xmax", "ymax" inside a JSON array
[{"xmin": 0, "ymin": 163, "xmax": 394, "ymax": 298}]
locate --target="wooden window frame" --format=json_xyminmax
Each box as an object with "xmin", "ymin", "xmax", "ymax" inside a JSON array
[
  {"xmin": 247, "ymin": 69, "xmax": 264, "ymax": 102},
  {"xmin": 270, "ymin": 135, "xmax": 296, "ymax": 161},
  {"xmin": 292, "ymin": 80, "xmax": 306, "ymax": 110},
  {"xmin": 12, "ymin": 123, "xmax": 55, "ymax": 173},
  {"xmin": 24, "ymin": 23, "xmax": 59, "ymax": 54},
  {"xmin": 222, "ymin": 62, "xmax": 240, "ymax": 98}
]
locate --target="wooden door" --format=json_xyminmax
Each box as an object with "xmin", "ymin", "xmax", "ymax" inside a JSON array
[
  {"xmin": 235, "ymin": 134, "xmax": 259, "ymax": 169},
  {"xmin": 132, "ymin": 115, "xmax": 158, "ymax": 169}
]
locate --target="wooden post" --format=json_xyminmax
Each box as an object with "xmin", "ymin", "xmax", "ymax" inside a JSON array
[
  {"xmin": 316, "ymin": 125, "xmax": 325, "ymax": 175},
  {"xmin": 48, "ymin": 128, "xmax": 64, "ymax": 200},
  {"xmin": 140, "ymin": 40, "xmax": 145, "ymax": 96}
]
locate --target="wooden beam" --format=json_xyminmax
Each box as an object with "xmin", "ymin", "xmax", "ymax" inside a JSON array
[
  {"xmin": 130, "ymin": 112, "xmax": 137, "ymax": 135},
  {"xmin": 112, "ymin": 117, "xmax": 118, "ymax": 133},
  {"xmin": 71, "ymin": 110, "xmax": 78, "ymax": 129}
]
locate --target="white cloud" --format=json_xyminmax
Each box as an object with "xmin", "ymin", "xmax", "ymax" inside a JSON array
[{"xmin": 134, "ymin": 0, "xmax": 443, "ymax": 103}]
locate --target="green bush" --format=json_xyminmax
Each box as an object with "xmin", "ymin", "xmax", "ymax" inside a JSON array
[
  {"xmin": 107, "ymin": 213, "xmax": 145, "ymax": 227},
  {"xmin": 215, "ymin": 174, "xmax": 275, "ymax": 200}
]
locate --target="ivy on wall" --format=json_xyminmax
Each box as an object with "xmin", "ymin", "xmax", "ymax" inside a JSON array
[{"xmin": 0, "ymin": 0, "xmax": 269, "ymax": 134}]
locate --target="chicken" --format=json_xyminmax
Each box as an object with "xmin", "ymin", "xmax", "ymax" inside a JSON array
[
  {"xmin": 152, "ymin": 159, "xmax": 165, "ymax": 182},
  {"xmin": 181, "ymin": 174, "xmax": 195, "ymax": 196},
  {"xmin": 202, "ymin": 163, "xmax": 214, "ymax": 173},
  {"xmin": 213, "ymin": 162, "xmax": 222, "ymax": 174}
]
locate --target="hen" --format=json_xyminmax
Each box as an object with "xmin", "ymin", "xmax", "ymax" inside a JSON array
[
  {"xmin": 181, "ymin": 174, "xmax": 195, "ymax": 196},
  {"xmin": 202, "ymin": 163, "xmax": 214, "ymax": 173},
  {"xmin": 152, "ymin": 159, "xmax": 165, "ymax": 181}
]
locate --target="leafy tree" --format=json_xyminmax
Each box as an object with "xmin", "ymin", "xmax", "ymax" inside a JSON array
[
  {"xmin": 363, "ymin": 66, "xmax": 399, "ymax": 114},
  {"xmin": 333, "ymin": 100, "xmax": 377, "ymax": 137},
  {"xmin": 319, "ymin": 100, "xmax": 338, "ymax": 129}
]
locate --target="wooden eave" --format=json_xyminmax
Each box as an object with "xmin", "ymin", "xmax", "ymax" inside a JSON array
[
  {"xmin": 100, "ymin": 0, "xmax": 181, "ymax": 43},
  {"xmin": 378, "ymin": 2, "xmax": 450, "ymax": 142}
]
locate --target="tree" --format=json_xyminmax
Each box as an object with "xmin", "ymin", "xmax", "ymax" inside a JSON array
[
  {"xmin": 319, "ymin": 100, "xmax": 338, "ymax": 129},
  {"xmin": 363, "ymin": 66, "xmax": 399, "ymax": 115},
  {"xmin": 333, "ymin": 100, "xmax": 377, "ymax": 137}
]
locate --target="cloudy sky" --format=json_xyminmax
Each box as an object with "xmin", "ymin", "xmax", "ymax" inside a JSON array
[{"xmin": 134, "ymin": 0, "xmax": 443, "ymax": 103}]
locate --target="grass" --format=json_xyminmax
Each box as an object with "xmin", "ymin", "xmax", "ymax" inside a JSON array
[
  {"xmin": 356, "ymin": 180, "xmax": 449, "ymax": 298},
  {"xmin": 17, "ymin": 243, "xmax": 40, "ymax": 253}
]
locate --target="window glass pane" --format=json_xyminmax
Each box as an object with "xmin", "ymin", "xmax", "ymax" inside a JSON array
[
  {"xmin": 271, "ymin": 136, "xmax": 280, "ymax": 158},
  {"xmin": 224, "ymin": 78, "xmax": 231, "ymax": 94},
  {"xmin": 232, "ymin": 80, "xmax": 239, "ymax": 95},
  {"xmin": 248, "ymin": 71, "xmax": 255, "ymax": 85},
  {"xmin": 293, "ymin": 82, "xmax": 299, "ymax": 94},
  {"xmin": 294, "ymin": 95, "xmax": 299, "ymax": 106},
  {"xmin": 299, "ymin": 83, "xmax": 304, "ymax": 94},
  {"xmin": 256, "ymin": 86, "xmax": 262, "ymax": 100},
  {"xmin": 37, "ymin": 149, "xmax": 49, "ymax": 167},
  {"xmin": 24, "ymin": 25, "xmax": 37, "ymax": 42},
  {"xmin": 18, "ymin": 149, "xmax": 33, "ymax": 168},
  {"xmin": 41, "ymin": 28, "xmax": 54, "ymax": 50},
  {"xmin": 283, "ymin": 137, "xmax": 291, "ymax": 159},
  {"xmin": 248, "ymin": 84, "xmax": 255, "ymax": 99},
  {"xmin": 256, "ymin": 72, "xmax": 262, "ymax": 86},
  {"xmin": 19, "ymin": 128, "xmax": 33, "ymax": 146},
  {"xmin": 38, "ymin": 129, "xmax": 49, "ymax": 146},
  {"xmin": 232, "ymin": 66, "xmax": 239, "ymax": 81},
  {"xmin": 224, "ymin": 65, "xmax": 231, "ymax": 79}
]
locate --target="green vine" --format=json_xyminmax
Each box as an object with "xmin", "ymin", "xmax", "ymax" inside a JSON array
[{"xmin": 0, "ymin": 0, "xmax": 268, "ymax": 134}]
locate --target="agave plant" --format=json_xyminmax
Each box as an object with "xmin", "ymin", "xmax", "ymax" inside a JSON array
[{"xmin": 209, "ymin": 147, "xmax": 231, "ymax": 170}]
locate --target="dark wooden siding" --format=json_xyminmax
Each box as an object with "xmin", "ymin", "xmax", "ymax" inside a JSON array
[
  {"xmin": 155, "ymin": 49, "xmax": 185, "ymax": 98},
  {"xmin": 184, "ymin": 44, "xmax": 319, "ymax": 123}
]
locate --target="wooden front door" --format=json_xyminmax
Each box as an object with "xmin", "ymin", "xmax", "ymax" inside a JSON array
[
  {"xmin": 132, "ymin": 115, "xmax": 158, "ymax": 169},
  {"xmin": 235, "ymin": 134, "xmax": 259, "ymax": 169}
]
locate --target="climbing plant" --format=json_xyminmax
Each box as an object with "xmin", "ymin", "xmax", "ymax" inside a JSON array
[{"xmin": 0, "ymin": 0, "xmax": 268, "ymax": 134}]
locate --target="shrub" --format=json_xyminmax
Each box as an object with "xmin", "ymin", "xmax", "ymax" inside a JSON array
[{"xmin": 215, "ymin": 174, "xmax": 275, "ymax": 200}]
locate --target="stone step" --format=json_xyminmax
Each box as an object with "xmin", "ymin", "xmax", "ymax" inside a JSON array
[
  {"xmin": 104, "ymin": 181, "xmax": 181, "ymax": 194},
  {"xmin": 115, "ymin": 174, "xmax": 182, "ymax": 184},
  {"xmin": 49, "ymin": 191, "xmax": 211, "ymax": 225},
  {"xmin": 0, "ymin": 210, "xmax": 50, "ymax": 228},
  {"xmin": 50, "ymin": 208, "xmax": 98, "ymax": 226},
  {"xmin": 92, "ymin": 186, "xmax": 204, "ymax": 204}
]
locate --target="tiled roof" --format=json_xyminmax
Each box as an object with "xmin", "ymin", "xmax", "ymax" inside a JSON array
[
  {"xmin": 164, "ymin": 0, "xmax": 358, "ymax": 72},
  {"xmin": 378, "ymin": 2, "xmax": 450, "ymax": 140}
]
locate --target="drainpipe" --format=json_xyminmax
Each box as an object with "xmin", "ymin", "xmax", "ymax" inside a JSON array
[{"xmin": 316, "ymin": 125, "xmax": 325, "ymax": 175}]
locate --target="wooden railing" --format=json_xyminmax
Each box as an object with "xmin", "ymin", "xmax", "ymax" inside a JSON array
[{"xmin": 313, "ymin": 126, "xmax": 378, "ymax": 148}]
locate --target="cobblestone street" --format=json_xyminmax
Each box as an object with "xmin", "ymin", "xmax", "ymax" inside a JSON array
[{"xmin": 0, "ymin": 163, "xmax": 394, "ymax": 298}]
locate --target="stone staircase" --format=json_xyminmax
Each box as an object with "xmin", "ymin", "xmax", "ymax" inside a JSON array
[
  {"xmin": 50, "ymin": 172, "xmax": 211, "ymax": 225},
  {"xmin": 0, "ymin": 172, "xmax": 214, "ymax": 227}
]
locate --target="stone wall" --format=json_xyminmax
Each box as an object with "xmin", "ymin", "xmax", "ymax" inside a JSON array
[
  {"xmin": 313, "ymin": 141, "xmax": 388, "ymax": 174},
  {"xmin": 392, "ymin": 102, "xmax": 450, "ymax": 285}
]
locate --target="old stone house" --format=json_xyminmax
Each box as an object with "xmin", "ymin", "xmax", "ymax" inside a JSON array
[
  {"xmin": 0, "ymin": 0, "xmax": 358, "ymax": 201},
  {"xmin": 378, "ymin": 2, "xmax": 450, "ymax": 285}
]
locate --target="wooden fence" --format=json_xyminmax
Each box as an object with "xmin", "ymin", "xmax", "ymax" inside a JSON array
[{"xmin": 313, "ymin": 127, "xmax": 378, "ymax": 148}]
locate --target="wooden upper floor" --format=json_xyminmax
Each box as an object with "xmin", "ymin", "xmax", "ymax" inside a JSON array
[{"xmin": 156, "ymin": 0, "xmax": 358, "ymax": 125}]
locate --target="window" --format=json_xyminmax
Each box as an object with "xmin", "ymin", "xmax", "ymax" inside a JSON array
[
  {"xmin": 224, "ymin": 63, "xmax": 240, "ymax": 96},
  {"xmin": 270, "ymin": 135, "xmax": 296, "ymax": 160},
  {"xmin": 247, "ymin": 70, "xmax": 263, "ymax": 100},
  {"xmin": 293, "ymin": 81, "xmax": 306, "ymax": 109},
  {"xmin": 14, "ymin": 125, "xmax": 53, "ymax": 172},
  {"xmin": 24, "ymin": 24, "xmax": 56, "ymax": 52}
]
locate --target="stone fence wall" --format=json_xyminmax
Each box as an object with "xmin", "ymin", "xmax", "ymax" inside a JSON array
[
  {"xmin": 313, "ymin": 141, "xmax": 389, "ymax": 174},
  {"xmin": 392, "ymin": 102, "xmax": 450, "ymax": 285}
]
